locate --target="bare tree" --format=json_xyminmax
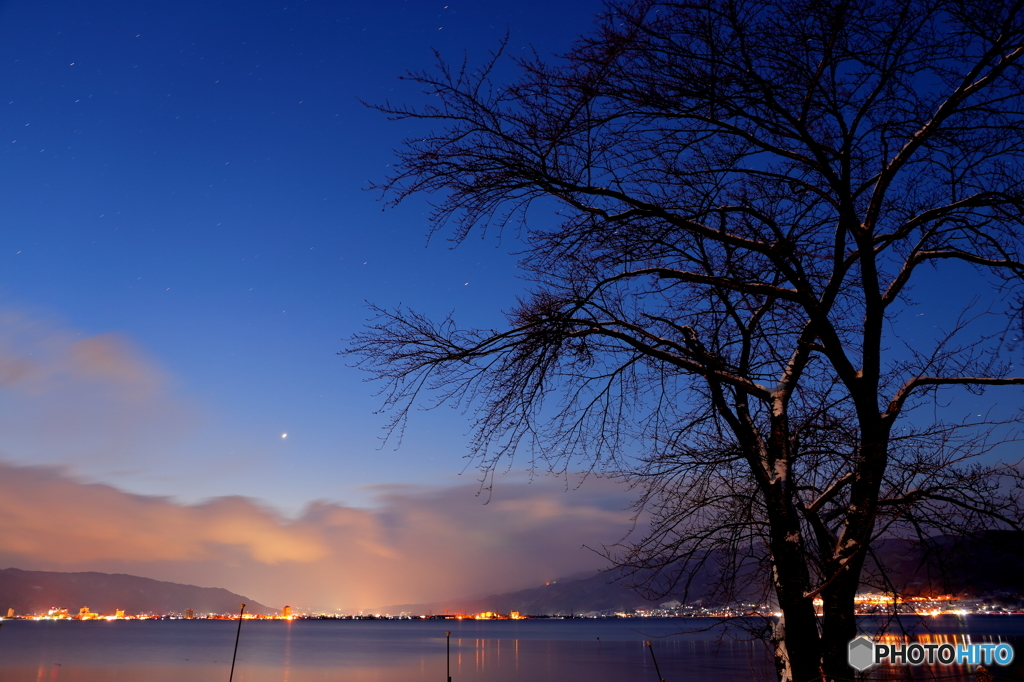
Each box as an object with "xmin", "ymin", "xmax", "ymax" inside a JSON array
[{"xmin": 349, "ymin": 1, "xmax": 1024, "ymax": 680}]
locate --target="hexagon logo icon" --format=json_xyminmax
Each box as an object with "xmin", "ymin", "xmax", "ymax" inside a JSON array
[{"xmin": 848, "ymin": 636, "xmax": 875, "ymax": 671}]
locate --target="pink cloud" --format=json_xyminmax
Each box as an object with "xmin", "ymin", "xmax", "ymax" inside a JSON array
[{"xmin": 0, "ymin": 461, "xmax": 636, "ymax": 611}]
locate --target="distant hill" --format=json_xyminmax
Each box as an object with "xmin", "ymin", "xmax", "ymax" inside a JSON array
[
  {"xmin": 0, "ymin": 568, "xmax": 275, "ymax": 617},
  {"xmin": 377, "ymin": 568, "xmax": 734, "ymax": 616},
  {"xmin": 866, "ymin": 532, "xmax": 1024, "ymax": 598},
  {"xmin": 378, "ymin": 532, "xmax": 1024, "ymax": 616}
]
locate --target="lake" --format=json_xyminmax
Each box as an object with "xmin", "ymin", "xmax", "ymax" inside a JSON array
[{"xmin": 0, "ymin": 616, "xmax": 1022, "ymax": 681}]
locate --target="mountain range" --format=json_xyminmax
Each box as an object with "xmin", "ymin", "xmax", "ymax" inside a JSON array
[{"xmin": 4, "ymin": 532, "xmax": 1022, "ymax": 618}]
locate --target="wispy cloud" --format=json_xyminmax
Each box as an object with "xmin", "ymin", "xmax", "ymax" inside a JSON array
[
  {"xmin": 0, "ymin": 311, "xmax": 193, "ymax": 472},
  {"xmin": 0, "ymin": 461, "xmax": 636, "ymax": 611}
]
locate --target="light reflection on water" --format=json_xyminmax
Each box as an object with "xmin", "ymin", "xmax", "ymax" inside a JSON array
[
  {"xmin": 0, "ymin": 616, "xmax": 1021, "ymax": 681},
  {"xmin": 0, "ymin": 618, "xmax": 772, "ymax": 681},
  {"xmin": 281, "ymin": 620, "xmax": 292, "ymax": 682}
]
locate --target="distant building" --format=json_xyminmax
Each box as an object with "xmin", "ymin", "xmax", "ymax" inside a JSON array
[
  {"xmin": 282, "ymin": 605, "xmax": 292, "ymax": 618},
  {"xmin": 115, "ymin": 609, "xmax": 125, "ymax": 619},
  {"xmin": 184, "ymin": 608, "xmax": 195, "ymax": 619},
  {"xmin": 6, "ymin": 607, "xmax": 13, "ymax": 618}
]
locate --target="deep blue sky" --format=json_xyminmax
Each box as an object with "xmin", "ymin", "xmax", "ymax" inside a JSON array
[{"xmin": 0, "ymin": 0, "xmax": 608, "ymax": 513}]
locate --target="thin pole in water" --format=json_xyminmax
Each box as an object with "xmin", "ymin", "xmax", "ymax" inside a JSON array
[
  {"xmin": 228, "ymin": 603, "xmax": 246, "ymax": 682},
  {"xmin": 646, "ymin": 640, "xmax": 666, "ymax": 682},
  {"xmin": 446, "ymin": 630, "xmax": 452, "ymax": 682}
]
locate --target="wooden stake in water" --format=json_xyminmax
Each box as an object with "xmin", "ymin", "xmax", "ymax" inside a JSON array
[
  {"xmin": 228, "ymin": 603, "xmax": 246, "ymax": 682},
  {"xmin": 446, "ymin": 630, "xmax": 452, "ymax": 682},
  {"xmin": 646, "ymin": 640, "xmax": 666, "ymax": 682}
]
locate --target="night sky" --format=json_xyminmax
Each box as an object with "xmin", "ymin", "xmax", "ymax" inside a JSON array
[{"xmin": 0, "ymin": 0, "xmax": 638, "ymax": 611}]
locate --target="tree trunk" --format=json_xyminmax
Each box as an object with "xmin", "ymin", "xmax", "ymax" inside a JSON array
[
  {"xmin": 767, "ymin": 492, "xmax": 823, "ymax": 681},
  {"xmin": 773, "ymin": 590, "xmax": 823, "ymax": 682},
  {"xmin": 821, "ymin": 564, "xmax": 863, "ymax": 681},
  {"xmin": 819, "ymin": 421, "xmax": 887, "ymax": 681}
]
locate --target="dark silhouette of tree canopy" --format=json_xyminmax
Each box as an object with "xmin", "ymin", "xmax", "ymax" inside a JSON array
[{"xmin": 350, "ymin": 1, "xmax": 1024, "ymax": 680}]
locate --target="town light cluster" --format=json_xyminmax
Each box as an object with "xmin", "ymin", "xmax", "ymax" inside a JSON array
[{"xmin": 2, "ymin": 605, "xmax": 296, "ymax": 621}]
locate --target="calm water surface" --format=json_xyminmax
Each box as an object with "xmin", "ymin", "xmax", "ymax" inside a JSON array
[{"xmin": 0, "ymin": 616, "xmax": 1022, "ymax": 681}]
